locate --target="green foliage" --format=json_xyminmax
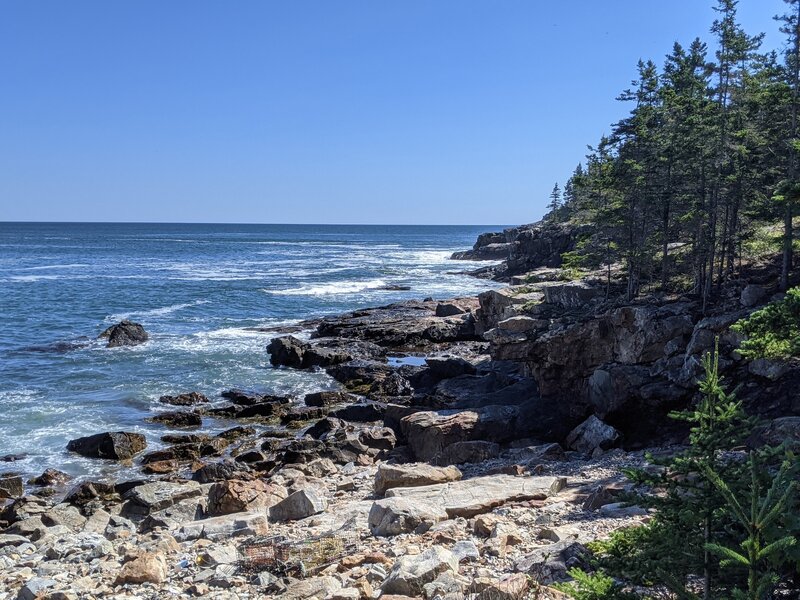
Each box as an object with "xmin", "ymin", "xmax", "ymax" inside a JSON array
[
  {"xmin": 553, "ymin": 0, "xmax": 800, "ymax": 301},
  {"xmin": 552, "ymin": 568, "xmax": 637, "ymax": 600},
  {"xmin": 585, "ymin": 340, "xmax": 799, "ymax": 598},
  {"xmin": 703, "ymin": 453, "xmax": 798, "ymax": 599},
  {"xmin": 732, "ymin": 286, "xmax": 800, "ymax": 359}
]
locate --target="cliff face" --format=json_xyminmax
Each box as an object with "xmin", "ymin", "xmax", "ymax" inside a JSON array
[
  {"xmin": 451, "ymin": 221, "xmax": 590, "ymax": 280},
  {"xmin": 473, "ymin": 273, "xmax": 799, "ymax": 447}
]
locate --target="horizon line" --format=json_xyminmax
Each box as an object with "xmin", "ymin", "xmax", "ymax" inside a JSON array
[{"xmin": 0, "ymin": 220, "xmax": 519, "ymax": 228}]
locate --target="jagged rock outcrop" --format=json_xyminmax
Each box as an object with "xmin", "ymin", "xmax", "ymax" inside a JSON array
[
  {"xmin": 98, "ymin": 320, "xmax": 148, "ymax": 347},
  {"xmin": 451, "ymin": 221, "xmax": 590, "ymax": 281},
  {"xmin": 66, "ymin": 432, "xmax": 147, "ymax": 460}
]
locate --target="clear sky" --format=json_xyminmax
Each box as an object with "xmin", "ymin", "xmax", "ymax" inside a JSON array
[{"xmin": 0, "ymin": 0, "xmax": 788, "ymax": 225}]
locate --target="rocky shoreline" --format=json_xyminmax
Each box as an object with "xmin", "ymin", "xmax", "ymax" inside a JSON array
[{"xmin": 2, "ymin": 223, "xmax": 798, "ymax": 600}]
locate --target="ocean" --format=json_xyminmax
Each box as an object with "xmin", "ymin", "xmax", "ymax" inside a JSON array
[{"xmin": 0, "ymin": 222, "xmax": 501, "ymax": 481}]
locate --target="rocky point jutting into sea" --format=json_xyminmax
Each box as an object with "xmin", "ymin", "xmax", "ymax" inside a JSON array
[{"xmin": 1, "ymin": 221, "xmax": 798, "ymax": 600}]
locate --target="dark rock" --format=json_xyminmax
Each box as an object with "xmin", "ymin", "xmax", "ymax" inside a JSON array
[
  {"xmin": 330, "ymin": 402, "xmax": 386, "ymax": 422},
  {"xmin": 28, "ymin": 469, "xmax": 71, "ymax": 487},
  {"xmin": 67, "ymin": 432, "xmax": 147, "ymax": 460},
  {"xmin": 425, "ymin": 356, "xmax": 477, "ymax": 379},
  {"xmin": 192, "ymin": 461, "xmax": 249, "ymax": 484},
  {"xmin": 280, "ymin": 407, "xmax": 326, "ymax": 426},
  {"xmin": 430, "ymin": 441, "xmax": 501, "ymax": 466},
  {"xmin": 147, "ymin": 411, "xmax": 202, "ymax": 428},
  {"xmin": 217, "ymin": 426, "xmax": 256, "ymax": 440},
  {"xmin": 221, "ymin": 389, "xmax": 291, "ymax": 406},
  {"xmin": 565, "ymin": 416, "xmax": 621, "ymax": 454},
  {"xmin": 64, "ymin": 481, "xmax": 118, "ymax": 507},
  {"xmin": 747, "ymin": 416, "xmax": 800, "ymax": 450},
  {"xmin": 304, "ymin": 417, "xmax": 347, "ymax": 440},
  {"xmin": 141, "ymin": 443, "xmax": 201, "ymax": 464},
  {"xmin": 0, "ymin": 475, "xmax": 23, "ymax": 498},
  {"xmin": 236, "ymin": 402, "xmax": 286, "ymax": 419},
  {"xmin": 435, "ymin": 303, "xmax": 466, "ymax": 317},
  {"xmin": 267, "ymin": 336, "xmax": 307, "ymax": 368},
  {"xmin": 159, "ymin": 392, "xmax": 209, "ymax": 406},
  {"xmin": 304, "ymin": 391, "xmax": 356, "ymax": 407},
  {"xmin": 98, "ymin": 320, "xmax": 148, "ymax": 347}
]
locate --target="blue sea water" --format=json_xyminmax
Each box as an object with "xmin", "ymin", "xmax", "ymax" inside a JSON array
[{"xmin": 0, "ymin": 222, "xmax": 501, "ymax": 481}]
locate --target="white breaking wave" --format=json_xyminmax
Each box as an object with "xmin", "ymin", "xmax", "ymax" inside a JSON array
[
  {"xmin": 265, "ymin": 278, "xmax": 391, "ymax": 296},
  {"xmin": 106, "ymin": 300, "xmax": 209, "ymax": 322}
]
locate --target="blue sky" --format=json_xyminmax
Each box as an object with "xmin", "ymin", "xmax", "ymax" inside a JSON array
[{"xmin": 0, "ymin": 0, "xmax": 788, "ymax": 225}]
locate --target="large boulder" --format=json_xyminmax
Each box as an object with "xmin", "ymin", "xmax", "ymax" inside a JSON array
[
  {"xmin": 124, "ymin": 481, "xmax": 203, "ymax": 513},
  {"xmin": 385, "ymin": 475, "xmax": 566, "ymax": 519},
  {"xmin": 381, "ymin": 546, "xmax": 460, "ymax": 596},
  {"xmin": 565, "ymin": 415, "xmax": 621, "ymax": 454},
  {"xmin": 66, "ymin": 431, "xmax": 147, "ymax": 460},
  {"xmin": 98, "ymin": 320, "xmax": 148, "ymax": 347},
  {"xmin": 431, "ymin": 440, "xmax": 501, "ymax": 466},
  {"xmin": 114, "ymin": 551, "xmax": 168, "ymax": 585},
  {"xmin": 374, "ymin": 463, "xmax": 461, "ymax": 496},
  {"xmin": 269, "ymin": 488, "xmax": 327, "ymax": 522},
  {"xmin": 267, "ymin": 335, "xmax": 307, "ymax": 368},
  {"xmin": 0, "ymin": 475, "xmax": 24, "ymax": 499},
  {"xmin": 207, "ymin": 480, "xmax": 287, "ymax": 515},
  {"xmin": 368, "ymin": 497, "xmax": 448, "ymax": 536}
]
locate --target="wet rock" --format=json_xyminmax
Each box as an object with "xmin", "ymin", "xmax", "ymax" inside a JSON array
[
  {"xmin": 0, "ymin": 475, "xmax": 23, "ymax": 498},
  {"xmin": 267, "ymin": 335, "xmax": 307, "ymax": 368},
  {"xmin": 431, "ymin": 441, "xmax": 500, "ymax": 466},
  {"xmin": 281, "ymin": 406, "xmax": 327, "ymax": 425},
  {"xmin": 159, "ymin": 391, "xmax": 209, "ymax": 406},
  {"xmin": 28, "ymin": 469, "xmax": 71, "ymax": 487},
  {"xmin": 368, "ymin": 497, "xmax": 447, "ymax": 536},
  {"xmin": 381, "ymin": 546, "xmax": 459, "ymax": 596},
  {"xmin": 147, "ymin": 410, "xmax": 202, "ymax": 428},
  {"xmin": 142, "ymin": 459, "xmax": 180, "ymax": 475},
  {"xmin": 269, "ymin": 488, "xmax": 327, "ymax": 521},
  {"xmin": 141, "ymin": 443, "xmax": 201, "ymax": 464},
  {"xmin": 207, "ymin": 479, "xmax": 288, "ymax": 515},
  {"xmin": 66, "ymin": 431, "xmax": 147, "ymax": 460},
  {"xmin": 304, "ymin": 391, "xmax": 356, "ymax": 407},
  {"xmin": 386, "ymin": 474, "xmax": 566, "ymax": 519},
  {"xmin": 565, "ymin": 416, "xmax": 621, "ymax": 454},
  {"xmin": 63, "ymin": 480, "xmax": 118, "ymax": 506},
  {"xmin": 98, "ymin": 319, "xmax": 148, "ymax": 347},
  {"xmin": 115, "ymin": 551, "xmax": 168, "ymax": 585},
  {"xmin": 374, "ymin": 463, "xmax": 462, "ymax": 496}
]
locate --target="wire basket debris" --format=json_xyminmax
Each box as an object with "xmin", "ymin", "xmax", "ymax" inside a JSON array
[{"xmin": 238, "ymin": 528, "xmax": 360, "ymax": 577}]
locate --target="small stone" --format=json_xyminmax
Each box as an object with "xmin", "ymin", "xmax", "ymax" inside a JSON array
[{"xmin": 17, "ymin": 577, "xmax": 57, "ymax": 600}]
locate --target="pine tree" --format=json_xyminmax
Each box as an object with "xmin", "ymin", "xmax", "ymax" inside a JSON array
[{"xmin": 547, "ymin": 182, "xmax": 562, "ymax": 221}]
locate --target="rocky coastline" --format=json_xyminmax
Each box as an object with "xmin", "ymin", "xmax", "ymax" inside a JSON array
[{"xmin": 1, "ymin": 222, "xmax": 798, "ymax": 600}]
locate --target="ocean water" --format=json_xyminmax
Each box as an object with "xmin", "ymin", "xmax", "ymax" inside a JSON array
[{"xmin": 0, "ymin": 222, "xmax": 501, "ymax": 481}]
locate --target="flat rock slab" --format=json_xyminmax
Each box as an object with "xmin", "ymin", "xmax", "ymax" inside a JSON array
[{"xmin": 385, "ymin": 475, "xmax": 566, "ymax": 518}]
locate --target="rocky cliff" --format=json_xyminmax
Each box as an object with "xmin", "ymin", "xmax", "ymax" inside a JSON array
[{"xmin": 451, "ymin": 221, "xmax": 590, "ymax": 281}]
